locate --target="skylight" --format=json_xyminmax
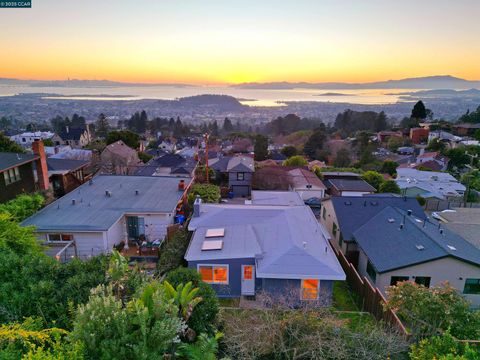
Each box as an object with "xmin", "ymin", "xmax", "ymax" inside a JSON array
[
  {"xmin": 201, "ymin": 240, "xmax": 223, "ymax": 251},
  {"xmin": 205, "ymin": 228, "xmax": 225, "ymax": 238}
]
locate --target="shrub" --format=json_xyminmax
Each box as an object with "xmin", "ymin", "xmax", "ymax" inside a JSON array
[
  {"xmin": 138, "ymin": 151, "xmax": 153, "ymax": 163},
  {"xmin": 379, "ymin": 180, "xmax": 401, "ymax": 194},
  {"xmin": 157, "ymin": 229, "xmax": 191, "ymax": 275},
  {"xmin": 409, "ymin": 331, "xmax": 480, "ymax": 360},
  {"xmin": 0, "ymin": 193, "xmax": 45, "ymax": 222},
  {"xmin": 166, "ymin": 268, "xmax": 219, "ymax": 336},
  {"xmin": 282, "ymin": 155, "xmax": 308, "ymax": 167},
  {"xmin": 187, "ymin": 184, "xmax": 220, "ymax": 205}
]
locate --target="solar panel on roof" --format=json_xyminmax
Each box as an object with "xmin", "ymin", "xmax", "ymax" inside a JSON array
[
  {"xmin": 205, "ymin": 228, "xmax": 225, "ymax": 238},
  {"xmin": 201, "ymin": 240, "xmax": 223, "ymax": 251}
]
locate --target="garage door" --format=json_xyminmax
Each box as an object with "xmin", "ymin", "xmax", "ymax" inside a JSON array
[{"xmin": 232, "ymin": 185, "xmax": 251, "ymax": 197}]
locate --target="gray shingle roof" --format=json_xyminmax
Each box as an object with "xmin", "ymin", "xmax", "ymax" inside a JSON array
[
  {"xmin": 328, "ymin": 179, "xmax": 376, "ymax": 192},
  {"xmin": 0, "ymin": 152, "xmax": 38, "ymax": 172},
  {"xmin": 186, "ymin": 203, "xmax": 345, "ymax": 280},
  {"xmin": 353, "ymin": 207, "xmax": 480, "ymax": 273},
  {"xmin": 22, "ymin": 175, "xmax": 190, "ymax": 231},
  {"xmin": 47, "ymin": 158, "xmax": 89, "ymax": 173},
  {"xmin": 329, "ymin": 195, "xmax": 426, "ymax": 242}
]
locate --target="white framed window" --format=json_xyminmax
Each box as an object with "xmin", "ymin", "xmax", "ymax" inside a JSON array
[
  {"xmin": 301, "ymin": 279, "xmax": 320, "ymax": 300},
  {"xmin": 47, "ymin": 234, "xmax": 73, "ymax": 242},
  {"xmin": 237, "ymin": 172, "xmax": 245, "ymax": 181},
  {"xmin": 197, "ymin": 264, "xmax": 229, "ymax": 284},
  {"xmin": 3, "ymin": 167, "xmax": 21, "ymax": 185}
]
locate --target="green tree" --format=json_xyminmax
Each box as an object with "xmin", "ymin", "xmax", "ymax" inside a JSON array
[
  {"xmin": 157, "ymin": 229, "xmax": 190, "ymax": 275},
  {"xmin": 188, "ymin": 184, "xmax": 220, "ymax": 205},
  {"xmin": 386, "ymin": 281, "xmax": 480, "ymax": 340},
  {"xmin": 333, "ymin": 148, "xmax": 351, "ymax": 167},
  {"xmin": 361, "ymin": 171, "xmax": 384, "ymax": 191},
  {"xmin": 303, "ymin": 127, "xmax": 327, "ymax": 159},
  {"xmin": 95, "ymin": 113, "xmax": 110, "ymax": 138},
  {"xmin": 222, "ymin": 118, "xmax": 234, "ymax": 133},
  {"xmin": 380, "ymin": 160, "xmax": 399, "ymax": 176},
  {"xmin": 0, "ymin": 193, "xmax": 44, "ymax": 222},
  {"xmin": 283, "ymin": 155, "xmax": 308, "ymax": 167},
  {"xmin": 138, "ymin": 152, "xmax": 153, "ymax": 163},
  {"xmin": 0, "ymin": 132, "xmax": 25, "ymax": 153},
  {"xmin": 281, "ymin": 145, "xmax": 297, "ymax": 158},
  {"xmin": 387, "ymin": 136, "xmax": 403, "ymax": 152},
  {"xmin": 426, "ymin": 138, "xmax": 446, "ymax": 152},
  {"xmin": 106, "ymin": 130, "xmax": 140, "ymax": 149},
  {"xmin": 254, "ymin": 134, "xmax": 268, "ymax": 161},
  {"xmin": 71, "ymin": 283, "xmax": 184, "ymax": 359},
  {"xmin": 411, "ymin": 100, "xmax": 427, "ymax": 120},
  {"xmin": 165, "ymin": 268, "xmax": 219, "ymax": 336},
  {"xmin": 409, "ymin": 331, "xmax": 480, "ymax": 360},
  {"xmin": 445, "ymin": 148, "xmax": 470, "ymax": 170},
  {"xmin": 379, "ymin": 180, "xmax": 401, "ymax": 194}
]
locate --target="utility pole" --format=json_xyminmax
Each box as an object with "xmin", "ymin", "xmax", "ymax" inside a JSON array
[{"xmin": 204, "ymin": 133, "xmax": 210, "ymax": 183}]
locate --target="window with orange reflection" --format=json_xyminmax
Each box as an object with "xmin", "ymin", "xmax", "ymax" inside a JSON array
[
  {"xmin": 301, "ymin": 279, "xmax": 319, "ymax": 300},
  {"xmin": 213, "ymin": 266, "xmax": 228, "ymax": 283},
  {"xmin": 243, "ymin": 265, "xmax": 253, "ymax": 280},
  {"xmin": 199, "ymin": 266, "xmax": 213, "ymax": 282},
  {"xmin": 198, "ymin": 265, "xmax": 228, "ymax": 284}
]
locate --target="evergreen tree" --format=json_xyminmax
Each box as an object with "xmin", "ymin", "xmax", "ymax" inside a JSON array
[
  {"xmin": 254, "ymin": 134, "xmax": 268, "ymax": 161},
  {"xmin": 95, "ymin": 113, "xmax": 110, "ymax": 138},
  {"xmin": 303, "ymin": 127, "xmax": 327, "ymax": 159},
  {"xmin": 411, "ymin": 100, "xmax": 427, "ymax": 119},
  {"xmin": 223, "ymin": 118, "xmax": 233, "ymax": 133}
]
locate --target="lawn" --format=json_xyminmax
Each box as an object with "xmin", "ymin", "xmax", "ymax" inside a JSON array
[{"xmin": 332, "ymin": 281, "xmax": 360, "ymax": 311}]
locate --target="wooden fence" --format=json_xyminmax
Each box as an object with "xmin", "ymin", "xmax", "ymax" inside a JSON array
[{"xmin": 334, "ymin": 246, "xmax": 410, "ymax": 338}]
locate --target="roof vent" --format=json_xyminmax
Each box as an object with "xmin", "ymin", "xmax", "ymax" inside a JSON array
[
  {"xmin": 388, "ymin": 218, "xmax": 395, "ymax": 223},
  {"xmin": 135, "ymin": 190, "xmax": 139, "ymax": 195},
  {"xmin": 105, "ymin": 190, "xmax": 112, "ymax": 197},
  {"xmin": 407, "ymin": 209, "xmax": 412, "ymax": 216},
  {"xmin": 399, "ymin": 223, "xmax": 404, "ymax": 230},
  {"xmin": 416, "ymin": 244, "xmax": 425, "ymax": 250},
  {"xmin": 71, "ymin": 199, "xmax": 76, "ymax": 205},
  {"xmin": 439, "ymin": 228, "xmax": 444, "ymax": 235},
  {"xmin": 303, "ymin": 241, "xmax": 307, "ymax": 249},
  {"xmin": 447, "ymin": 245, "xmax": 456, "ymax": 251}
]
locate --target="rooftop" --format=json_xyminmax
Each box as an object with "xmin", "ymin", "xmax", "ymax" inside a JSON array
[
  {"xmin": 251, "ymin": 190, "xmax": 305, "ymax": 206},
  {"xmin": 47, "ymin": 158, "xmax": 89, "ymax": 175},
  {"xmin": 328, "ymin": 195, "xmax": 426, "ymax": 241},
  {"xmin": 327, "ymin": 179, "xmax": 376, "ymax": 192},
  {"xmin": 209, "ymin": 156, "xmax": 254, "ymax": 173},
  {"xmin": 186, "ymin": 203, "xmax": 345, "ymax": 280},
  {"xmin": 353, "ymin": 207, "xmax": 480, "ymax": 273},
  {"xmin": 0, "ymin": 152, "xmax": 38, "ymax": 172},
  {"xmin": 22, "ymin": 175, "xmax": 190, "ymax": 231},
  {"xmin": 288, "ymin": 168, "xmax": 326, "ymax": 189}
]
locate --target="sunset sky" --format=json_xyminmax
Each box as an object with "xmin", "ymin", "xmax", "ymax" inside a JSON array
[{"xmin": 1, "ymin": 0, "xmax": 479, "ymax": 84}]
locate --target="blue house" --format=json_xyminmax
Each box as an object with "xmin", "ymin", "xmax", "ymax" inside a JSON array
[
  {"xmin": 209, "ymin": 156, "xmax": 254, "ymax": 197},
  {"xmin": 185, "ymin": 193, "xmax": 345, "ymax": 303}
]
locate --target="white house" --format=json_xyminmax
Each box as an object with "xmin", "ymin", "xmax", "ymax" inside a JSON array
[
  {"xmin": 22, "ymin": 175, "xmax": 191, "ymax": 259},
  {"xmin": 10, "ymin": 131, "xmax": 56, "ymax": 147}
]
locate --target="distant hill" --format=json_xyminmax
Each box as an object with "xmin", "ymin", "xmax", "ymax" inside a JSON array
[
  {"xmin": 177, "ymin": 94, "xmax": 245, "ymax": 110},
  {"xmin": 0, "ymin": 78, "xmax": 192, "ymax": 88},
  {"xmin": 231, "ymin": 75, "xmax": 480, "ymax": 90}
]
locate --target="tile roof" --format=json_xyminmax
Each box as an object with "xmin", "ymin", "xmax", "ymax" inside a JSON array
[
  {"xmin": 353, "ymin": 207, "xmax": 480, "ymax": 273},
  {"xmin": 186, "ymin": 203, "xmax": 345, "ymax": 280},
  {"xmin": 329, "ymin": 195, "xmax": 426, "ymax": 242},
  {"xmin": 0, "ymin": 152, "xmax": 38, "ymax": 172},
  {"xmin": 22, "ymin": 175, "xmax": 191, "ymax": 231}
]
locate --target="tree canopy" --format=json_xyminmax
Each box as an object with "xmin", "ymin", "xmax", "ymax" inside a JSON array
[{"xmin": 106, "ymin": 130, "xmax": 140, "ymax": 149}]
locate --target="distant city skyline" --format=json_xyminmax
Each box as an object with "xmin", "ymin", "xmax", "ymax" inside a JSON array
[{"xmin": 1, "ymin": 0, "xmax": 479, "ymax": 84}]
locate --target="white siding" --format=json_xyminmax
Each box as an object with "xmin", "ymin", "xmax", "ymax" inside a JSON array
[
  {"xmin": 358, "ymin": 250, "xmax": 480, "ymax": 307},
  {"xmin": 39, "ymin": 231, "xmax": 106, "ymax": 258},
  {"xmin": 125, "ymin": 212, "xmax": 174, "ymax": 241}
]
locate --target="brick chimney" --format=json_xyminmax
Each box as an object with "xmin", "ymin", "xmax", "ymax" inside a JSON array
[{"xmin": 32, "ymin": 140, "xmax": 49, "ymax": 191}]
